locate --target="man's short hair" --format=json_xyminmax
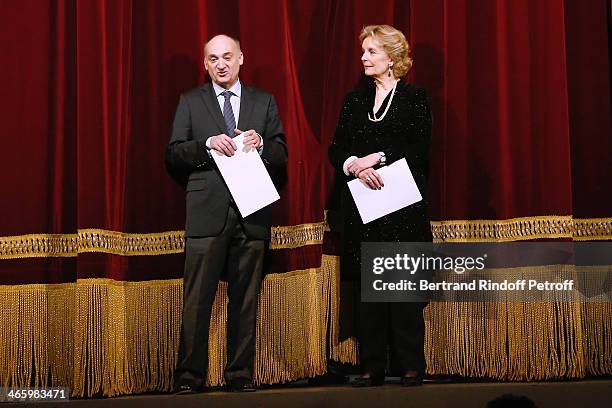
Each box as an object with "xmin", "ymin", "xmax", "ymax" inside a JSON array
[{"xmin": 204, "ymin": 34, "xmax": 241, "ymax": 56}]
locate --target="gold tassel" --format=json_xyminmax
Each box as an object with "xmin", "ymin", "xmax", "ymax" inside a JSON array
[
  {"xmin": 70, "ymin": 279, "xmax": 183, "ymax": 397},
  {"xmin": 206, "ymin": 283, "xmax": 227, "ymax": 386},
  {"xmin": 0, "ymin": 284, "xmax": 74, "ymax": 392},
  {"xmin": 326, "ymin": 255, "xmax": 359, "ymax": 364},
  {"xmin": 48, "ymin": 284, "xmax": 75, "ymax": 389},
  {"xmin": 254, "ymin": 267, "xmax": 330, "ymax": 384},
  {"xmin": 581, "ymin": 264, "xmax": 612, "ymax": 375},
  {"xmin": 327, "ymin": 256, "xmax": 600, "ymax": 381},
  {"xmin": 425, "ymin": 266, "xmax": 588, "ymax": 380}
]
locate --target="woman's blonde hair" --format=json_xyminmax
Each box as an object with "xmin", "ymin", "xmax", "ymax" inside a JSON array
[{"xmin": 359, "ymin": 24, "xmax": 412, "ymax": 78}]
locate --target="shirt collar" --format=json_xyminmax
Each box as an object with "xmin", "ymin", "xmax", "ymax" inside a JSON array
[{"xmin": 212, "ymin": 79, "xmax": 242, "ymax": 98}]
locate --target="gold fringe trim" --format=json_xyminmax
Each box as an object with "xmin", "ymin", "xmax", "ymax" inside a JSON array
[
  {"xmin": 2, "ymin": 259, "xmax": 611, "ymax": 396},
  {"xmin": 583, "ymin": 302, "xmax": 612, "ymax": 375},
  {"xmin": 424, "ymin": 301, "xmax": 587, "ymax": 380},
  {"xmin": 326, "ymin": 255, "xmax": 358, "ymax": 365},
  {"xmin": 0, "ymin": 283, "xmax": 75, "ymax": 391},
  {"xmin": 325, "ymin": 255, "xmax": 612, "ymax": 380},
  {"xmin": 431, "ymin": 216, "xmax": 612, "ymax": 242},
  {"xmin": 255, "ymin": 267, "xmax": 330, "ymax": 384},
  {"xmin": 0, "ymin": 267, "xmax": 332, "ymax": 397},
  {"xmin": 422, "ymin": 265, "xmax": 600, "ymax": 380},
  {"xmin": 71, "ymin": 279, "xmax": 183, "ymax": 397},
  {"xmin": 0, "ymin": 222, "xmax": 330, "ymax": 259}
]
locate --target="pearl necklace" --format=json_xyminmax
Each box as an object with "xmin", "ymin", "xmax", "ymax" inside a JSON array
[{"xmin": 368, "ymin": 79, "xmax": 399, "ymax": 122}]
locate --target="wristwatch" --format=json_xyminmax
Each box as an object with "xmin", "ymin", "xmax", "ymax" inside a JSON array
[{"xmin": 378, "ymin": 151, "xmax": 386, "ymax": 166}]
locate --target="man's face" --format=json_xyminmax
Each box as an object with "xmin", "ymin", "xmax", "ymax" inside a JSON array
[{"xmin": 204, "ymin": 35, "xmax": 243, "ymax": 89}]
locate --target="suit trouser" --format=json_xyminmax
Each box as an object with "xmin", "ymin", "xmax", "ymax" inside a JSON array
[
  {"xmin": 175, "ymin": 206, "xmax": 265, "ymax": 388},
  {"xmin": 358, "ymin": 302, "xmax": 426, "ymax": 378}
]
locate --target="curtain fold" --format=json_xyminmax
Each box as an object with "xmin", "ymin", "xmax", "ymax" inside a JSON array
[{"xmin": 3, "ymin": 0, "xmax": 609, "ymax": 275}]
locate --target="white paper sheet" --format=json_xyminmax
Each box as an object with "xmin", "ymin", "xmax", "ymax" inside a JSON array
[
  {"xmin": 211, "ymin": 134, "xmax": 280, "ymax": 217},
  {"xmin": 347, "ymin": 158, "xmax": 422, "ymax": 224}
]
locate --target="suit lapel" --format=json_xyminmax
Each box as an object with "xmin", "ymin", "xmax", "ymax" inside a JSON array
[
  {"xmin": 237, "ymin": 84, "xmax": 255, "ymax": 132},
  {"xmin": 200, "ymin": 83, "xmax": 227, "ymax": 134}
]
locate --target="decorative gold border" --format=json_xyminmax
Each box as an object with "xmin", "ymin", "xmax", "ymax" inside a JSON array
[
  {"xmin": 78, "ymin": 229, "xmax": 185, "ymax": 256},
  {"xmin": 2, "ymin": 216, "xmax": 611, "ymax": 259},
  {"xmin": 572, "ymin": 217, "xmax": 612, "ymax": 241},
  {"xmin": 0, "ymin": 230, "xmax": 186, "ymax": 259},
  {"xmin": 0, "ymin": 222, "xmax": 329, "ymax": 259},
  {"xmin": 269, "ymin": 221, "xmax": 328, "ymax": 249},
  {"xmin": 0, "ymin": 233, "xmax": 79, "ymax": 258},
  {"xmin": 431, "ymin": 216, "xmax": 612, "ymax": 242}
]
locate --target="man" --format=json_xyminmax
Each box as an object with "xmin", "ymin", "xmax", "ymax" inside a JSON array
[{"xmin": 166, "ymin": 34, "xmax": 288, "ymax": 393}]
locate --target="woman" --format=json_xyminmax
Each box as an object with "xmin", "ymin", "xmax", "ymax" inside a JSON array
[{"xmin": 328, "ymin": 24, "xmax": 433, "ymax": 387}]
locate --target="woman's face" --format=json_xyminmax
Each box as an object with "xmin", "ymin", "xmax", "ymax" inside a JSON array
[{"xmin": 361, "ymin": 36, "xmax": 392, "ymax": 78}]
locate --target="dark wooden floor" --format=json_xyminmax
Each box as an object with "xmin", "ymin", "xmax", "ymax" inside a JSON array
[{"xmin": 13, "ymin": 378, "xmax": 612, "ymax": 408}]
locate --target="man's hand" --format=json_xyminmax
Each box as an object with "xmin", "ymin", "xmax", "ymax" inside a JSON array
[
  {"xmin": 210, "ymin": 134, "xmax": 237, "ymax": 156},
  {"xmin": 347, "ymin": 153, "xmax": 381, "ymax": 177},
  {"xmin": 235, "ymin": 128, "xmax": 262, "ymax": 149}
]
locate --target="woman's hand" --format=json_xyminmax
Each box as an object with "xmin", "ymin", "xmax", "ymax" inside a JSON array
[
  {"xmin": 358, "ymin": 167, "xmax": 384, "ymax": 190},
  {"xmin": 346, "ymin": 153, "xmax": 381, "ymax": 177}
]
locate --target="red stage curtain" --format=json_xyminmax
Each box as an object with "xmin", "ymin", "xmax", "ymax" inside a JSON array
[
  {"xmin": 0, "ymin": 0, "xmax": 414, "ymax": 283},
  {"xmin": 411, "ymin": 0, "xmax": 611, "ymax": 224},
  {"xmin": 564, "ymin": 0, "xmax": 612, "ymax": 218},
  {"xmin": 3, "ymin": 0, "xmax": 609, "ymax": 280}
]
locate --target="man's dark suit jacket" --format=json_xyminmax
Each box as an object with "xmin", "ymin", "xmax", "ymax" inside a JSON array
[{"xmin": 166, "ymin": 82, "xmax": 288, "ymax": 240}]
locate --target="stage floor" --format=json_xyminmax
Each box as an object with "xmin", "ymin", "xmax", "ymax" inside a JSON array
[{"xmin": 23, "ymin": 378, "xmax": 612, "ymax": 408}]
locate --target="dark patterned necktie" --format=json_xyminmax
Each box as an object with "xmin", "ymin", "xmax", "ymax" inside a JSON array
[{"xmin": 221, "ymin": 90, "xmax": 236, "ymax": 137}]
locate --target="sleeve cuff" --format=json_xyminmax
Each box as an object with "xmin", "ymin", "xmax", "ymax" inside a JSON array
[
  {"xmin": 257, "ymin": 133, "xmax": 264, "ymax": 155},
  {"xmin": 205, "ymin": 136, "xmax": 213, "ymax": 149},
  {"xmin": 196, "ymin": 139, "xmax": 212, "ymax": 168},
  {"xmin": 342, "ymin": 156, "xmax": 358, "ymax": 176}
]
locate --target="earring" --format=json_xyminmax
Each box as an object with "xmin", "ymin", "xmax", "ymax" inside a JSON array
[{"xmin": 388, "ymin": 64, "xmax": 392, "ymax": 78}]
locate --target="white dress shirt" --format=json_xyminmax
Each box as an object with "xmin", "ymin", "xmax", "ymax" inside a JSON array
[
  {"xmin": 343, "ymin": 156, "xmax": 358, "ymax": 175},
  {"xmin": 212, "ymin": 79, "xmax": 242, "ymax": 127},
  {"xmin": 206, "ymin": 79, "xmax": 263, "ymax": 152}
]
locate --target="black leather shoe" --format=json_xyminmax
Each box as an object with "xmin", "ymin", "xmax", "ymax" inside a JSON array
[
  {"xmin": 226, "ymin": 379, "xmax": 256, "ymax": 392},
  {"xmin": 308, "ymin": 371, "xmax": 348, "ymax": 386},
  {"xmin": 350, "ymin": 374, "xmax": 384, "ymax": 387},
  {"xmin": 400, "ymin": 374, "xmax": 423, "ymax": 387},
  {"xmin": 173, "ymin": 384, "xmax": 198, "ymax": 395}
]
